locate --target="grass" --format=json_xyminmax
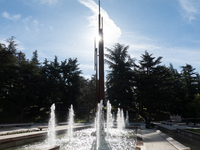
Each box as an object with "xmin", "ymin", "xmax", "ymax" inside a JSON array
[{"xmin": 186, "ymin": 129, "xmax": 200, "ymax": 134}]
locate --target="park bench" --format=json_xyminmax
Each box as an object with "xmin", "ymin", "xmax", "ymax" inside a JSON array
[
  {"xmin": 0, "ymin": 123, "xmax": 33, "ymax": 128},
  {"xmin": 160, "ymin": 121, "xmax": 173, "ymax": 125},
  {"xmin": 58, "ymin": 122, "xmax": 68, "ymax": 126},
  {"xmin": 37, "ymin": 126, "xmax": 48, "ymax": 131},
  {"xmin": 182, "ymin": 118, "xmax": 200, "ymax": 126}
]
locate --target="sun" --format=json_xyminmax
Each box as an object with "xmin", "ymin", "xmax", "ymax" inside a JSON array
[{"xmin": 96, "ymin": 35, "xmax": 102, "ymax": 42}]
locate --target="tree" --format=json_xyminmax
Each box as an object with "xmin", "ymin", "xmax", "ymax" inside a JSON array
[
  {"xmin": 134, "ymin": 51, "xmax": 174, "ymax": 117},
  {"xmin": 64, "ymin": 58, "xmax": 82, "ymax": 109},
  {"xmin": 77, "ymin": 75, "xmax": 96, "ymax": 122},
  {"xmin": 186, "ymin": 94, "xmax": 200, "ymax": 118},
  {"xmin": 0, "ymin": 37, "xmax": 85, "ymax": 123},
  {"xmin": 167, "ymin": 64, "xmax": 181, "ymax": 114},
  {"xmin": 105, "ymin": 43, "xmax": 135, "ymax": 109},
  {"xmin": 0, "ymin": 37, "xmax": 19, "ymax": 116},
  {"xmin": 180, "ymin": 64, "xmax": 198, "ymax": 117}
]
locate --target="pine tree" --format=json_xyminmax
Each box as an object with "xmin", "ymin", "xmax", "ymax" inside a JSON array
[{"xmin": 105, "ymin": 43, "xmax": 135, "ymax": 109}]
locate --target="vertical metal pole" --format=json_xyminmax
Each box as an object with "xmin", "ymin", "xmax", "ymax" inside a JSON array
[
  {"xmin": 94, "ymin": 37, "xmax": 99, "ymax": 112},
  {"xmin": 98, "ymin": 0, "xmax": 105, "ymax": 105},
  {"xmin": 94, "ymin": 0, "xmax": 105, "ymax": 111}
]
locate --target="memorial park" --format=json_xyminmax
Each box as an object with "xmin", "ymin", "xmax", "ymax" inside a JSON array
[{"xmin": 1, "ymin": 0, "xmax": 200, "ymax": 149}]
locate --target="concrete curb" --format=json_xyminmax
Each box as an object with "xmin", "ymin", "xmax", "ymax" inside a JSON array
[
  {"xmin": 155, "ymin": 124, "xmax": 177, "ymax": 133},
  {"xmin": 156, "ymin": 130, "xmax": 191, "ymax": 150}
]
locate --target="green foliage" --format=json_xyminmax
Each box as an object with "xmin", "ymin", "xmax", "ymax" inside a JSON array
[
  {"xmin": 1, "ymin": 38, "xmax": 200, "ymax": 123},
  {"xmin": 0, "ymin": 37, "xmax": 83, "ymax": 123},
  {"xmin": 105, "ymin": 43, "xmax": 135, "ymax": 109},
  {"xmin": 106, "ymin": 46, "xmax": 200, "ymax": 119},
  {"xmin": 186, "ymin": 94, "xmax": 200, "ymax": 118},
  {"xmin": 134, "ymin": 51, "xmax": 175, "ymax": 116}
]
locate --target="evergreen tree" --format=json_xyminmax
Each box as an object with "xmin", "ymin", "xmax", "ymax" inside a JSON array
[
  {"xmin": 134, "ymin": 51, "xmax": 174, "ymax": 117},
  {"xmin": 180, "ymin": 64, "xmax": 198, "ymax": 117},
  {"xmin": 105, "ymin": 43, "xmax": 135, "ymax": 109},
  {"xmin": 168, "ymin": 64, "xmax": 184, "ymax": 115},
  {"xmin": 0, "ymin": 37, "xmax": 19, "ymax": 116}
]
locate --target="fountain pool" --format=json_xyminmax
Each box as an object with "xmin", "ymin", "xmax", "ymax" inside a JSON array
[{"xmin": 8, "ymin": 128, "xmax": 136, "ymax": 150}]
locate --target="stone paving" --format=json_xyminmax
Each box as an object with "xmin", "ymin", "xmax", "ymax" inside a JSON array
[
  {"xmin": 141, "ymin": 125, "xmax": 177, "ymax": 150},
  {"xmin": 138, "ymin": 123, "xmax": 192, "ymax": 150}
]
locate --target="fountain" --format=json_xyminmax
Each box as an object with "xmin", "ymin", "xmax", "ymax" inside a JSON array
[
  {"xmin": 117, "ymin": 108, "xmax": 125, "ymax": 131},
  {"xmin": 95, "ymin": 100, "xmax": 109, "ymax": 150},
  {"xmin": 47, "ymin": 103, "xmax": 56, "ymax": 147},
  {"xmin": 106, "ymin": 100, "xmax": 113, "ymax": 137},
  {"xmin": 126, "ymin": 111, "xmax": 130, "ymax": 127},
  {"xmin": 12, "ymin": 101, "xmax": 136, "ymax": 150},
  {"xmin": 66, "ymin": 104, "xmax": 74, "ymax": 141},
  {"xmin": 112, "ymin": 112, "xmax": 115, "ymax": 122}
]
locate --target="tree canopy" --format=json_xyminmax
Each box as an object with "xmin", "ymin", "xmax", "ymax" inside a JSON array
[{"xmin": 1, "ymin": 39, "xmax": 200, "ymax": 122}]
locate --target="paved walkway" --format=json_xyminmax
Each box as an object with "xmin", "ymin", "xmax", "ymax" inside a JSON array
[
  {"xmin": 141, "ymin": 125, "xmax": 177, "ymax": 150},
  {"xmin": 139, "ymin": 124, "xmax": 191, "ymax": 150}
]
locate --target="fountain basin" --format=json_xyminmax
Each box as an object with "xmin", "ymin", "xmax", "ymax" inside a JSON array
[
  {"xmin": 0, "ymin": 124, "xmax": 92, "ymax": 150},
  {"xmin": 44, "ymin": 145, "xmax": 60, "ymax": 150},
  {"xmin": 8, "ymin": 127, "xmax": 137, "ymax": 150}
]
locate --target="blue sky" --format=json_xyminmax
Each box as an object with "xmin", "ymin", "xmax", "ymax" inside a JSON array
[{"xmin": 1, "ymin": 0, "xmax": 200, "ymax": 79}]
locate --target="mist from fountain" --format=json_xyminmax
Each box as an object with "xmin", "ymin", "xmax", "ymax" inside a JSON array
[{"xmin": 47, "ymin": 103, "xmax": 56, "ymax": 147}]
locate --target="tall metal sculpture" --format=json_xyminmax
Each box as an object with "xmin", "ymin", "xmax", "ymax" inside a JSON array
[{"xmin": 94, "ymin": 0, "xmax": 104, "ymax": 109}]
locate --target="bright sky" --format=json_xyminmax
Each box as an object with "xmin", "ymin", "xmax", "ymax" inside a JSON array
[{"xmin": 1, "ymin": 0, "xmax": 200, "ymax": 79}]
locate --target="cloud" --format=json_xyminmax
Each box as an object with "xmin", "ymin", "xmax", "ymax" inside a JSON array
[
  {"xmin": 178, "ymin": 0, "xmax": 200, "ymax": 22},
  {"xmin": 33, "ymin": 20, "xmax": 39, "ymax": 25},
  {"xmin": 119, "ymin": 31, "xmax": 161, "ymax": 58},
  {"xmin": 33, "ymin": 0, "xmax": 58, "ymax": 5},
  {"xmin": 49, "ymin": 26, "xmax": 53, "ymax": 31},
  {"xmin": 0, "ymin": 37, "xmax": 25, "ymax": 50},
  {"xmin": 78, "ymin": 0, "xmax": 122, "ymax": 44},
  {"xmin": 23, "ymin": 16, "xmax": 32, "ymax": 24},
  {"xmin": 129, "ymin": 44, "xmax": 161, "ymax": 51},
  {"xmin": 2, "ymin": 11, "xmax": 21, "ymax": 20},
  {"xmin": 25, "ymin": 26, "xmax": 29, "ymax": 31}
]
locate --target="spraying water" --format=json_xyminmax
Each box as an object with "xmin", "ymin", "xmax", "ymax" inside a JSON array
[
  {"xmin": 121, "ymin": 109, "xmax": 125, "ymax": 129},
  {"xmin": 112, "ymin": 112, "xmax": 115, "ymax": 122},
  {"xmin": 106, "ymin": 100, "xmax": 113, "ymax": 137},
  {"xmin": 117, "ymin": 108, "xmax": 125, "ymax": 131},
  {"xmin": 13, "ymin": 102, "xmax": 137, "ymax": 150},
  {"xmin": 117, "ymin": 108, "xmax": 121, "ymax": 130},
  {"xmin": 96, "ymin": 100, "xmax": 105, "ymax": 149},
  {"xmin": 126, "ymin": 111, "xmax": 129, "ymax": 126},
  {"xmin": 67, "ymin": 104, "xmax": 74, "ymax": 140},
  {"xmin": 47, "ymin": 103, "xmax": 56, "ymax": 147}
]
